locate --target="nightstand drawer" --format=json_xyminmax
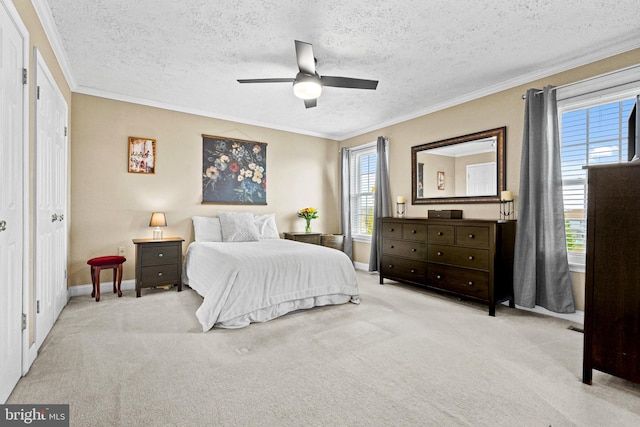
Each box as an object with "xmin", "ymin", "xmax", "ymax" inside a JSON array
[
  {"xmin": 140, "ymin": 264, "xmax": 179, "ymax": 286},
  {"xmin": 141, "ymin": 244, "xmax": 179, "ymax": 265}
]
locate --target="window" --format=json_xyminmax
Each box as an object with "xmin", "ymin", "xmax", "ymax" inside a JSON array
[
  {"xmin": 350, "ymin": 143, "xmax": 377, "ymax": 241},
  {"xmin": 560, "ymin": 97, "xmax": 636, "ymax": 268}
]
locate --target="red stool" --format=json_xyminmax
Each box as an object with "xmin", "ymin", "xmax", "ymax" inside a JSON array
[{"xmin": 87, "ymin": 256, "xmax": 126, "ymax": 302}]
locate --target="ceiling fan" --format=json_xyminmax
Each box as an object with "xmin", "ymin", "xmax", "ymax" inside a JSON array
[{"xmin": 237, "ymin": 40, "xmax": 378, "ymax": 108}]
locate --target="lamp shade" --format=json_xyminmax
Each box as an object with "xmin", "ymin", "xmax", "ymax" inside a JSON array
[{"xmin": 149, "ymin": 212, "xmax": 167, "ymax": 227}]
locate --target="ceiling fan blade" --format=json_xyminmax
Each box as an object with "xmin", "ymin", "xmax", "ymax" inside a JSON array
[
  {"xmin": 321, "ymin": 76, "xmax": 378, "ymax": 90},
  {"xmin": 304, "ymin": 98, "xmax": 317, "ymax": 109},
  {"xmin": 295, "ymin": 40, "xmax": 316, "ymax": 75},
  {"xmin": 237, "ymin": 78, "xmax": 295, "ymax": 84}
]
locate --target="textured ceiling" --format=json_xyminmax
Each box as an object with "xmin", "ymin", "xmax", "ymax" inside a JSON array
[{"xmin": 41, "ymin": 0, "xmax": 640, "ymax": 140}]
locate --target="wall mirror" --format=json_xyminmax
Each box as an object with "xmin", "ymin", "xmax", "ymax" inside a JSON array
[{"xmin": 411, "ymin": 127, "xmax": 506, "ymax": 204}]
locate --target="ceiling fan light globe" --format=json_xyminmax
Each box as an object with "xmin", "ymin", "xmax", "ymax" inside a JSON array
[{"xmin": 293, "ymin": 80, "xmax": 322, "ymax": 99}]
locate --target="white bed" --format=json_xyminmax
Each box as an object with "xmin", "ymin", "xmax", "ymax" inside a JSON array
[{"xmin": 183, "ymin": 238, "xmax": 360, "ymax": 331}]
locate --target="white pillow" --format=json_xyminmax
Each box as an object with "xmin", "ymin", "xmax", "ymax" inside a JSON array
[
  {"xmin": 192, "ymin": 216, "xmax": 223, "ymax": 242},
  {"xmin": 218, "ymin": 212, "xmax": 260, "ymax": 242},
  {"xmin": 255, "ymin": 214, "xmax": 280, "ymax": 239}
]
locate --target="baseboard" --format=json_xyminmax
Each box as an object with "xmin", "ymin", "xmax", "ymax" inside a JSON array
[
  {"xmin": 354, "ymin": 261, "xmax": 370, "ymax": 271},
  {"xmin": 506, "ymin": 302, "xmax": 585, "ymax": 325},
  {"xmin": 68, "ymin": 279, "xmax": 136, "ymax": 298}
]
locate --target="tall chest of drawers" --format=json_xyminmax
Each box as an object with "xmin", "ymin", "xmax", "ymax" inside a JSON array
[{"xmin": 380, "ymin": 217, "xmax": 516, "ymax": 316}]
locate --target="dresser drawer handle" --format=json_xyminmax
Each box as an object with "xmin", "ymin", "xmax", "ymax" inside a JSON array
[
  {"xmin": 411, "ymin": 248, "xmax": 417, "ymax": 252},
  {"xmin": 437, "ymin": 251, "xmax": 443, "ymax": 256},
  {"xmin": 468, "ymin": 281, "xmax": 474, "ymax": 286},
  {"xmin": 389, "ymin": 228, "xmax": 395, "ymax": 232},
  {"xmin": 468, "ymin": 234, "xmax": 475, "ymax": 239},
  {"xmin": 411, "ymin": 229, "xmax": 417, "ymax": 234},
  {"xmin": 468, "ymin": 256, "xmax": 475, "ymax": 260},
  {"xmin": 158, "ymin": 272, "xmax": 163, "ymax": 276},
  {"xmin": 436, "ymin": 275, "xmax": 442, "ymax": 280},
  {"xmin": 388, "ymin": 264, "xmax": 394, "ymax": 268},
  {"xmin": 390, "ymin": 245, "xmax": 394, "ymax": 249},
  {"xmin": 437, "ymin": 232, "xmax": 443, "ymax": 236},
  {"xmin": 158, "ymin": 253, "xmax": 164, "ymax": 257},
  {"xmin": 410, "ymin": 269, "xmax": 415, "ymax": 273}
]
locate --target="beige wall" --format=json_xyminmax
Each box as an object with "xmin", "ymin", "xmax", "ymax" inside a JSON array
[
  {"xmin": 342, "ymin": 48, "xmax": 640, "ymax": 311},
  {"xmin": 69, "ymin": 94, "xmax": 338, "ymax": 286}
]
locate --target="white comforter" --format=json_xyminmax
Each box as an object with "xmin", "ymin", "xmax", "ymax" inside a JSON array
[{"xmin": 183, "ymin": 239, "xmax": 360, "ymax": 331}]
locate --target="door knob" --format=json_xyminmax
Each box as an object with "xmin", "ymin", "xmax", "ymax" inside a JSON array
[{"xmin": 0, "ymin": 220, "xmax": 6, "ymax": 232}]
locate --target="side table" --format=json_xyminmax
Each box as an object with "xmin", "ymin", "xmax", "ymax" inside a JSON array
[
  {"xmin": 283, "ymin": 232, "xmax": 321, "ymax": 245},
  {"xmin": 132, "ymin": 237, "xmax": 184, "ymax": 297}
]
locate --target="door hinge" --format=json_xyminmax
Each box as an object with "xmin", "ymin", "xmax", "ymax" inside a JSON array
[
  {"xmin": 37, "ymin": 300, "xmax": 40, "ymax": 314},
  {"xmin": 22, "ymin": 313, "xmax": 27, "ymax": 331},
  {"xmin": 64, "ymin": 126, "xmax": 68, "ymax": 137},
  {"xmin": 37, "ymin": 86, "xmax": 40, "ymax": 100},
  {"xmin": 22, "ymin": 68, "xmax": 27, "ymax": 85}
]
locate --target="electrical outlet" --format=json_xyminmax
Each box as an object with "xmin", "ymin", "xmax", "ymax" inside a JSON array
[{"xmin": 118, "ymin": 246, "xmax": 126, "ymax": 256}]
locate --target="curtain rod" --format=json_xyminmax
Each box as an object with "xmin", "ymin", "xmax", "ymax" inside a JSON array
[{"xmin": 521, "ymin": 63, "xmax": 640, "ymax": 99}]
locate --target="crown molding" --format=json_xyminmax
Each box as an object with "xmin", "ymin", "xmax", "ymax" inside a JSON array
[{"xmin": 31, "ymin": 0, "xmax": 77, "ymax": 90}]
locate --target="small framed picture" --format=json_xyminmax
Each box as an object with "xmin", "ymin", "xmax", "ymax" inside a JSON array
[
  {"xmin": 128, "ymin": 137, "xmax": 156, "ymax": 174},
  {"xmin": 437, "ymin": 171, "xmax": 445, "ymax": 190}
]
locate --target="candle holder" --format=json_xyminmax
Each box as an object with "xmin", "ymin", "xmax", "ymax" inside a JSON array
[
  {"xmin": 499, "ymin": 200, "xmax": 514, "ymax": 220},
  {"xmin": 396, "ymin": 202, "xmax": 406, "ymax": 218}
]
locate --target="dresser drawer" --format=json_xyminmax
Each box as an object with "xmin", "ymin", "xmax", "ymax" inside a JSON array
[
  {"xmin": 382, "ymin": 222, "xmax": 403, "ymax": 239},
  {"xmin": 381, "ymin": 255, "xmax": 426, "ymax": 282},
  {"xmin": 428, "ymin": 225, "xmax": 454, "ymax": 244},
  {"xmin": 427, "ymin": 263, "xmax": 489, "ymax": 300},
  {"xmin": 427, "ymin": 244, "xmax": 489, "ymax": 270},
  {"xmin": 140, "ymin": 264, "xmax": 179, "ymax": 286},
  {"xmin": 141, "ymin": 244, "xmax": 179, "ymax": 265},
  {"xmin": 457, "ymin": 226, "xmax": 490, "ymax": 248},
  {"xmin": 383, "ymin": 239, "xmax": 426, "ymax": 259},
  {"xmin": 402, "ymin": 223, "xmax": 427, "ymax": 241}
]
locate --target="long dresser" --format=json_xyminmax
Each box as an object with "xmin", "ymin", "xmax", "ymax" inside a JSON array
[{"xmin": 380, "ymin": 217, "xmax": 516, "ymax": 316}]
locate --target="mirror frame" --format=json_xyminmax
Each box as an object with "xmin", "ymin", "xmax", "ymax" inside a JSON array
[{"xmin": 411, "ymin": 126, "xmax": 506, "ymax": 204}]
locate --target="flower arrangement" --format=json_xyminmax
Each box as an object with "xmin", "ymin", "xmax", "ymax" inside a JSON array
[{"xmin": 297, "ymin": 207, "xmax": 318, "ymax": 233}]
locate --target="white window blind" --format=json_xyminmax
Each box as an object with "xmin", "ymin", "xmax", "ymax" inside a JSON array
[
  {"xmin": 349, "ymin": 144, "xmax": 377, "ymax": 239},
  {"xmin": 560, "ymin": 98, "xmax": 636, "ymax": 267}
]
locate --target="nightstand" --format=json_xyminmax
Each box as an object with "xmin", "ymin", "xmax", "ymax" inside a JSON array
[
  {"xmin": 283, "ymin": 232, "xmax": 321, "ymax": 245},
  {"xmin": 132, "ymin": 237, "xmax": 184, "ymax": 297}
]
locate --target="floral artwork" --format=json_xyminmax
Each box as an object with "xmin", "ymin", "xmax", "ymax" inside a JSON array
[{"xmin": 202, "ymin": 135, "xmax": 267, "ymax": 204}]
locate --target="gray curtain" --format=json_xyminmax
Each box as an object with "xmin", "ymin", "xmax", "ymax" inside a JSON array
[
  {"xmin": 340, "ymin": 147, "xmax": 353, "ymax": 260},
  {"xmin": 513, "ymin": 86, "xmax": 575, "ymax": 313},
  {"xmin": 369, "ymin": 137, "xmax": 391, "ymax": 272}
]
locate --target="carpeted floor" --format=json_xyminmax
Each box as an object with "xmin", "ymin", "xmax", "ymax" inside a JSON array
[{"xmin": 8, "ymin": 270, "xmax": 640, "ymax": 426}]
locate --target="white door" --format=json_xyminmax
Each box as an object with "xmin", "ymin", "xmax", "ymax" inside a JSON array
[
  {"xmin": 0, "ymin": 0, "xmax": 26, "ymax": 403},
  {"xmin": 35, "ymin": 50, "xmax": 68, "ymax": 350},
  {"xmin": 466, "ymin": 162, "xmax": 496, "ymax": 196}
]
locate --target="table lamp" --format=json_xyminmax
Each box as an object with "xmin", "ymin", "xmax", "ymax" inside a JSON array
[{"xmin": 149, "ymin": 212, "xmax": 167, "ymax": 239}]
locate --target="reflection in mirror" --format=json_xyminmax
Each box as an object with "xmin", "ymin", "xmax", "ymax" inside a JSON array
[{"xmin": 412, "ymin": 127, "xmax": 506, "ymax": 204}]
